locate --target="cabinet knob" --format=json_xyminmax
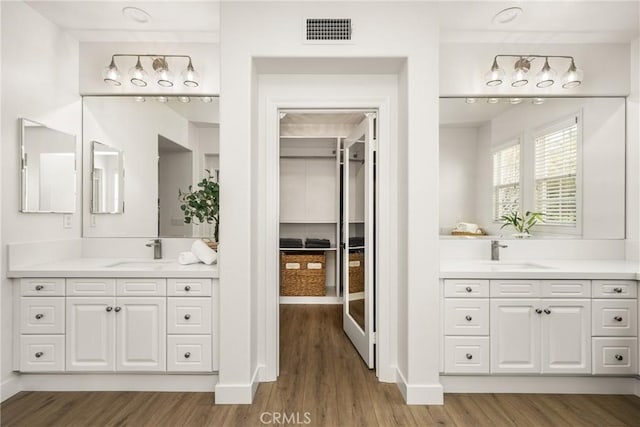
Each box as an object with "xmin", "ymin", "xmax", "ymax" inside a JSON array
[
  {"xmin": 614, "ymin": 354, "xmax": 623, "ymax": 361},
  {"xmin": 544, "ymin": 309, "xmax": 551, "ymax": 315},
  {"xmin": 35, "ymin": 313, "xmax": 44, "ymax": 320},
  {"xmin": 184, "ymin": 314, "xmax": 191, "ymax": 320},
  {"xmin": 184, "ymin": 352, "xmax": 191, "ymax": 359},
  {"xmin": 614, "ymin": 316, "xmax": 623, "ymax": 322},
  {"xmin": 114, "ymin": 306, "xmax": 121, "ymax": 312},
  {"xmin": 613, "ymin": 287, "xmax": 623, "ymax": 293},
  {"xmin": 535, "ymin": 309, "xmax": 543, "ymax": 314},
  {"xmin": 106, "ymin": 306, "xmax": 113, "ymax": 312},
  {"xmin": 35, "ymin": 352, "xmax": 43, "ymax": 358},
  {"xmin": 465, "ymin": 287, "xmax": 472, "ymax": 293},
  {"xmin": 465, "ymin": 353, "xmax": 473, "ymax": 360},
  {"xmin": 35, "ymin": 285, "xmax": 44, "ymax": 291},
  {"xmin": 465, "ymin": 315, "xmax": 472, "ymax": 321},
  {"xmin": 184, "ymin": 285, "xmax": 191, "ymax": 291}
]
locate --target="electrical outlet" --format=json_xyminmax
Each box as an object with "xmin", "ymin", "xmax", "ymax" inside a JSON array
[{"xmin": 63, "ymin": 214, "xmax": 73, "ymax": 229}]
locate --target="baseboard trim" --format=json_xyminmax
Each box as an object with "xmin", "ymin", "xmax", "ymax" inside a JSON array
[
  {"xmin": 215, "ymin": 366, "xmax": 261, "ymax": 405},
  {"xmin": 20, "ymin": 374, "xmax": 217, "ymax": 392},
  {"xmin": 441, "ymin": 375, "xmax": 639, "ymax": 394},
  {"xmin": 396, "ymin": 368, "xmax": 444, "ymax": 405},
  {"xmin": 1, "ymin": 375, "xmax": 21, "ymax": 402}
]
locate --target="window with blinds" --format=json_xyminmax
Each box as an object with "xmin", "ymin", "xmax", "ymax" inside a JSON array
[
  {"xmin": 534, "ymin": 119, "xmax": 578, "ymax": 226},
  {"xmin": 492, "ymin": 143, "xmax": 520, "ymax": 221}
]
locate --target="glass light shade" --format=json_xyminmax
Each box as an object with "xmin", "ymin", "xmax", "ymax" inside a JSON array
[
  {"xmin": 485, "ymin": 59, "xmax": 505, "ymax": 86},
  {"xmin": 102, "ymin": 59, "xmax": 121, "ymax": 86},
  {"xmin": 201, "ymin": 97, "xmax": 214, "ymax": 103},
  {"xmin": 181, "ymin": 60, "xmax": 200, "ymax": 87},
  {"xmin": 562, "ymin": 61, "xmax": 584, "ymax": 88},
  {"xmin": 178, "ymin": 96, "xmax": 190, "ymax": 103},
  {"xmin": 156, "ymin": 68, "xmax": 174, "ymax": 87},
  {"xmin": 535, "ymin": 58, "xmax": 557, "ymax": 88},
  {"xmin": 156, "ymin": 96, "xmax": 168, "ymax": 103},
  {"xmin": 511, "ymin": 68, "xmax": 529, "ymax": 87},
  {"xmin": 129, "ymin": 57, "xmax": 148, "ymax": 87}
]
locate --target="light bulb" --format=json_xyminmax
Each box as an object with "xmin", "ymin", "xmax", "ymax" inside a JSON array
[
  {"xmin": 129, "ymin": 56, "xmax": 148, "ymax": 87},
  {"xmin": 484, "ymin": 58, "xmax": 505, "ymax": 86},
  {"xmin": 181, "ymin": 59, "xmax": 200, "ymax": 87},
  {"xmin": 562, "ymin": 59, "xmax": 584, "ymax": 89},
  {"xmin": 535, "ymin": 57, "xmax": 557, "ymax": 88},
  {"xmin": 102, "ymin": 58, "xmax": 122, "ymax": 86}
]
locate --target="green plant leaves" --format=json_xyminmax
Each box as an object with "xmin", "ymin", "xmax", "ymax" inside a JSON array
[
  {"xmin": 178, "ymin": 173, "xmax": 220, "ymax": 241},
  {"xmin": 500, "ymin": 210, "xmax": 545, "ymax": 234}
]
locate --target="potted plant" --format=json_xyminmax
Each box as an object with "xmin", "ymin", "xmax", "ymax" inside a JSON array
[
  {"xmin": 499, "ymin": 210, "xmax": 544, "ymax": 238},
  {"xmin": 179, "ymin": 170, "xmax": 219, "ymax": 248}
]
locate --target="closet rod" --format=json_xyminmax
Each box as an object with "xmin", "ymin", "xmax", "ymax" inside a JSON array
[{"xmin": 280, "ymin": 155, "xmax": 337, "ymax": 159}]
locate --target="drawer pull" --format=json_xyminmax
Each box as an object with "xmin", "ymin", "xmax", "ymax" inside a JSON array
[
  {"xmin": 184, "ymin": 285, "xmax": 191, "ymax": 291},
  {"xmin": 544, "ymin": 309, "xmax": 551, "ymax": 315},
  {"xmin": 613, "ymin": 287, "xmax": 623, "ymax": 293},
  {"xmin": 35, "ymin": 352, "xmax": 44, "ymax": 358},
  {"xmin": 465, "ymin": 315, "xmax": 472, "ymax": 322},
  {"xmin": 35, "ymin": 314, "xmax": 44, "ymax": 320},
  {"xmin": 184, "ymin": 352, "xmax": 191, "ymax": 359},
  {"xmin": 614, "ymin": 354, "xmax": 624, "ymax": 361},
  {"xmin": 465, "ymin": 287, "xmax": 472, "ymax": 293},
  {"xmin": 184, "ymin": 314, "xmax": 191, "ymax": 320},
  {"xmin": 35, "ymin": 285, "xmax": 44, "ymax": 291},
  {"xmin": 535, "ymin": 308, "xmax": 543, "ymax": 314},
  {"xmin": 114, "ymin": 306, "xmax": 121, "ymax": 313},
  {"xmin": 614, "ymin": 316, "xmax": 623, "ymax": 322},
  {"xmin": 106, "ymin": 306, "xmax": 113, "ymax": 312},
  {"xmin": 465, "ymin": 353, "xmax": 473, "ymax": 360}
]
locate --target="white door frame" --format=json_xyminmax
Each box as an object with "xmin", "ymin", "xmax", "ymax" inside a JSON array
[{"xmin": 260, "ymin": 95, "xmax": 395, "ymax": 382}]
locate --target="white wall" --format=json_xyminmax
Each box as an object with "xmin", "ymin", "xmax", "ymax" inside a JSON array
[
  {"xmin": 627, "ymin": 36, "xmax": 640, "ymax": 262},
  {"xmin": 159, "ymin": 150, "xmax": 192, "ymax": 237},
  {"xmin": 1, "ymin": 1, "xmax": 81, "ymax": 400},
  {"xmin": 439, "ymin": 127, "xmax": 478, "ymax": 230}
]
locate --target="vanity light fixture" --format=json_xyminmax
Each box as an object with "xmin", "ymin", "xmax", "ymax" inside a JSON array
[
  {"xmin": 201, "ymin": 97, "xmax": 214, "ymax": 103},
  {"xmin": 178, "ymin": 96, "xmax": 190, "ymax": 103},
  {"xmin": 134, "ymin": 96, "xmax": 146, "ymax": 103},
  {"xmin": 484, "ymin": 55, "xmax": 583, "ymax": 89},
  {"xmin": 101, "ymin": 54, "xmax": 201, "ymax": 88},
  {"xmin": 465, "ymin": 98, "xmax": 477, "ymax": 104},
  {"xmin": 487, "ymin": 98, "xmax": 499, "ymax": 104},
  {"xmin": 532, "ymin": 97, "xmax": 545, "ymax": 105},
  {"xmin": 156, "ymin": 96, "xmax": 169, "ymax": 103}
]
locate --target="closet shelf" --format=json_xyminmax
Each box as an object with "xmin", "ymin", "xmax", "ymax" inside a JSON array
[
  {"xmin": 280, "ymin": 220, "xmax": 338, "ymax": 224},
  {"xmin": 279, "ymin": 247, "xmax": 337, "ymax": 251}
]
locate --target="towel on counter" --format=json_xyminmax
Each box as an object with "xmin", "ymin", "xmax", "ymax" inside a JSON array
[
  {"xmin": 191, "ymin": 240, "xmax": 218, "ymax": 265},
  {"xmin": 349, "ymin": 237, "xmax": 365, "ymax": 247},
  {"xmin": 280, "ymin": 238, "xmax": 303, "ymax": 248},
  {"xmin": 305, "ymin": 238, "xmax": 331, "ymax": 248},
  {"xmin": 178, "ymin": 251, "xmax": 201, "ymax": 265}
]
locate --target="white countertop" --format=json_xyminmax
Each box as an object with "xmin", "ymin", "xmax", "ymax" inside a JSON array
[
  {"xmin": 8, "ymin": 258, "xmax": 219, "ymax": 279},
  {"xmin": 440, "ymin": 259, "xmax": 640, "ymax": 280}
]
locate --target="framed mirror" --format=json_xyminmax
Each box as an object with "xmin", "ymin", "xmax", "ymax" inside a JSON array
[
  {"xmin": 91, "ymin": 141, "xmax": 124, "ymax": 214},
  {"xmin": 20, "ymin": 118, "xmax": 76, "ymax": 213},
  {"xmin": 439, "ymin": 97, "xmax": 625, "ymax": 239}
]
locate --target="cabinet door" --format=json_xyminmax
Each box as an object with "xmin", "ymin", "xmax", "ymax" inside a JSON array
[
  {"xmin": 66, "ymin": 297, "xmax": 116, "ymax": 371},
  {"xmin": 116, "ymin": 297, "xmax": 166, "ymax": 372},
  {"xmin": 541, "ymin": 299, "xmax": 591, "ymax": 374},
  {"xmin": 490, "ymin": 299, "xmax": 541, "ymax": 373}
]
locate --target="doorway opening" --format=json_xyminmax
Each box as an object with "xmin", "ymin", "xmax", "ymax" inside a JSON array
[{"xmin": 277, "ymin": 109, "xmax": 378, "ymax": 370}]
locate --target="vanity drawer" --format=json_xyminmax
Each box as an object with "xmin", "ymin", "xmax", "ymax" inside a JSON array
[
  {"xmin": 444, "ymin": 336, "xmax": 489, "ymax": 374},
  {"xmin": 20, "ymin": 335, "xmax": 65, "ymax": 372},
  {"xmin": 67, "ymin": 278, "xmax": 116, "ymax": 296},
  {"xmin": 167, "ymin": 298, "xmax": 212, "ymax": 334},
  {"xmin": 167, "ymin": 335, "xmax": 212, "ymax": 372},
  {"xmin": 592, "ymin": 337, "xmax": 638, "ymax": 375},
  {"xmin": 167, "ymin": 279, "xmax": 212, "ymax": 297},
  {"xmin": 20, "ymin": 278, "xmax": 65, "ymax": 297},
  {"xmin": 20, "ymin": 298, "xmax": 65, "ymax": 334},
  {"xmin": 592, "ymin": 280, "xmax": 637, "ymax": 298},
  {"xmin": 592, "ymin": 300, "xmax": 637, "ymax": 336},
  {"xmin": 444, "ymin": 299, "xmax": 489, "ymax": 336},
  {"xmin": 490, "ymin": 280, "xmax": 541, "ymax": 298},
  {"xmin": 116, "ymin": 278, "xmax": 166, "ymax": 296},
  {"xmin": 541, "ymin": 280, "xmax": 591, "ymax": 298},
  {"xmin": 444, "ymin": 280, "xmax": 489, "ymax": 298}
]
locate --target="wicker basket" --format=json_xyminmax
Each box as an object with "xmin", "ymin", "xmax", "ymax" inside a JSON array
[
  {"xmin": 280, "ymin": 252, "xmax": 326, "ymax": 296},
  {"xmin": 203, "ymin": 239, "xmax": 218, "ymax": 251},
  {"xmin": 348, "ymin": 252, "xmax": 365, "ymax": 293}
]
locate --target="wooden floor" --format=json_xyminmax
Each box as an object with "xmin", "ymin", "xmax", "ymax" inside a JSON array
[{"xmin": 2, "ymin": 304, "xmax": 640, "ymax": 426}]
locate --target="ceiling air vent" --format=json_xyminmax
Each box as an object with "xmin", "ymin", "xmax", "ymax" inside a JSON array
[{"xmin": 305, "ymin": 18, "xmax": 352, "ymax": 42}]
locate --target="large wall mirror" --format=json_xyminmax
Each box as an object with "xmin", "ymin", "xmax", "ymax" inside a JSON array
[
  {"xmin": 20, "ymin": 118, "xmax": 77, "ymax": 213},
  {"xmin": 439, "ymin": 97, "xmax": 625, "ymax": 239},
  {"xmin": 82, "ymin": 96, "xmax": 219, "ymax": 237}
]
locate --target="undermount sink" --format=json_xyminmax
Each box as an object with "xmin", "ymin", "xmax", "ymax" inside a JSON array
[
  {"xmin": 106, "ymin": 260, "xmax": 173, "ymax": 269},
  {"xmin": 481, "ymin": 261, "xmax": 551, "ymax": 270}
]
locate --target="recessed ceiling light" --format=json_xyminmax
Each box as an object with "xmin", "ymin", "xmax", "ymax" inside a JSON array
[
  {"xmin": 122, "ymin": 7, "xmax": 151, "ymax": 24},
  {"xmin": 492, "ymin": 7, "xmax": 523, "ymax": 25},
  {"xmin": 465, "ymin": 98, "xmax": 477, "ymax": 104}
]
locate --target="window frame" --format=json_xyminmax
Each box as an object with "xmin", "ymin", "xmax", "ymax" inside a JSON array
[{"xmin": 491, "ymin": 136, "xmax": 523, "ymax": 223}]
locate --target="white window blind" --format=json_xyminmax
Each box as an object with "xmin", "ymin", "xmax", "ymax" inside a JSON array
[
  {"xmin": 534, "ymin": 119, "xmax": 578, "ymax": 226},
  {"xmin": 492, "ymin": 143, "xmax": 520, "ymax": 221}
]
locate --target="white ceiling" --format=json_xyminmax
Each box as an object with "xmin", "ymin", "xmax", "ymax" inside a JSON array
[
  {"xmin": 25, "ymin": 1, "xmax": 220, "ymax": 42},
  {"xmin": 281, "ymin": 112, "xmax": 366, "ymax": 125}
]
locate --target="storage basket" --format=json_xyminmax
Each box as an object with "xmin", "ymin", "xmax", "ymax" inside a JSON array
[
  {"xmin": 348, "ymin": 252, "xmax": 365, "ymax": 293},
  {"xmin": 280, "ymin": 252, "xmax": 326, "ymax": 296}
]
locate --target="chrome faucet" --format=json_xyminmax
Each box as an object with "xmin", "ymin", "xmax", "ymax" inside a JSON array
[
  {"xmin": 491, "ymin": 240, "xmax": 508, "ymax": 261},
  {"xmin": 146, "ymin": 239, "xmax": 162, "ymax": 259}
]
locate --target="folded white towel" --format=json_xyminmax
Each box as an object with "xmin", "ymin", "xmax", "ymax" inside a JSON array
[
  {"xmin": 191, "ymin": 239, "xmax": 218, "ymax": 265},
  {"xmin": 178, "ymin": 251, "xmax": 201, "ymax": 265}
]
